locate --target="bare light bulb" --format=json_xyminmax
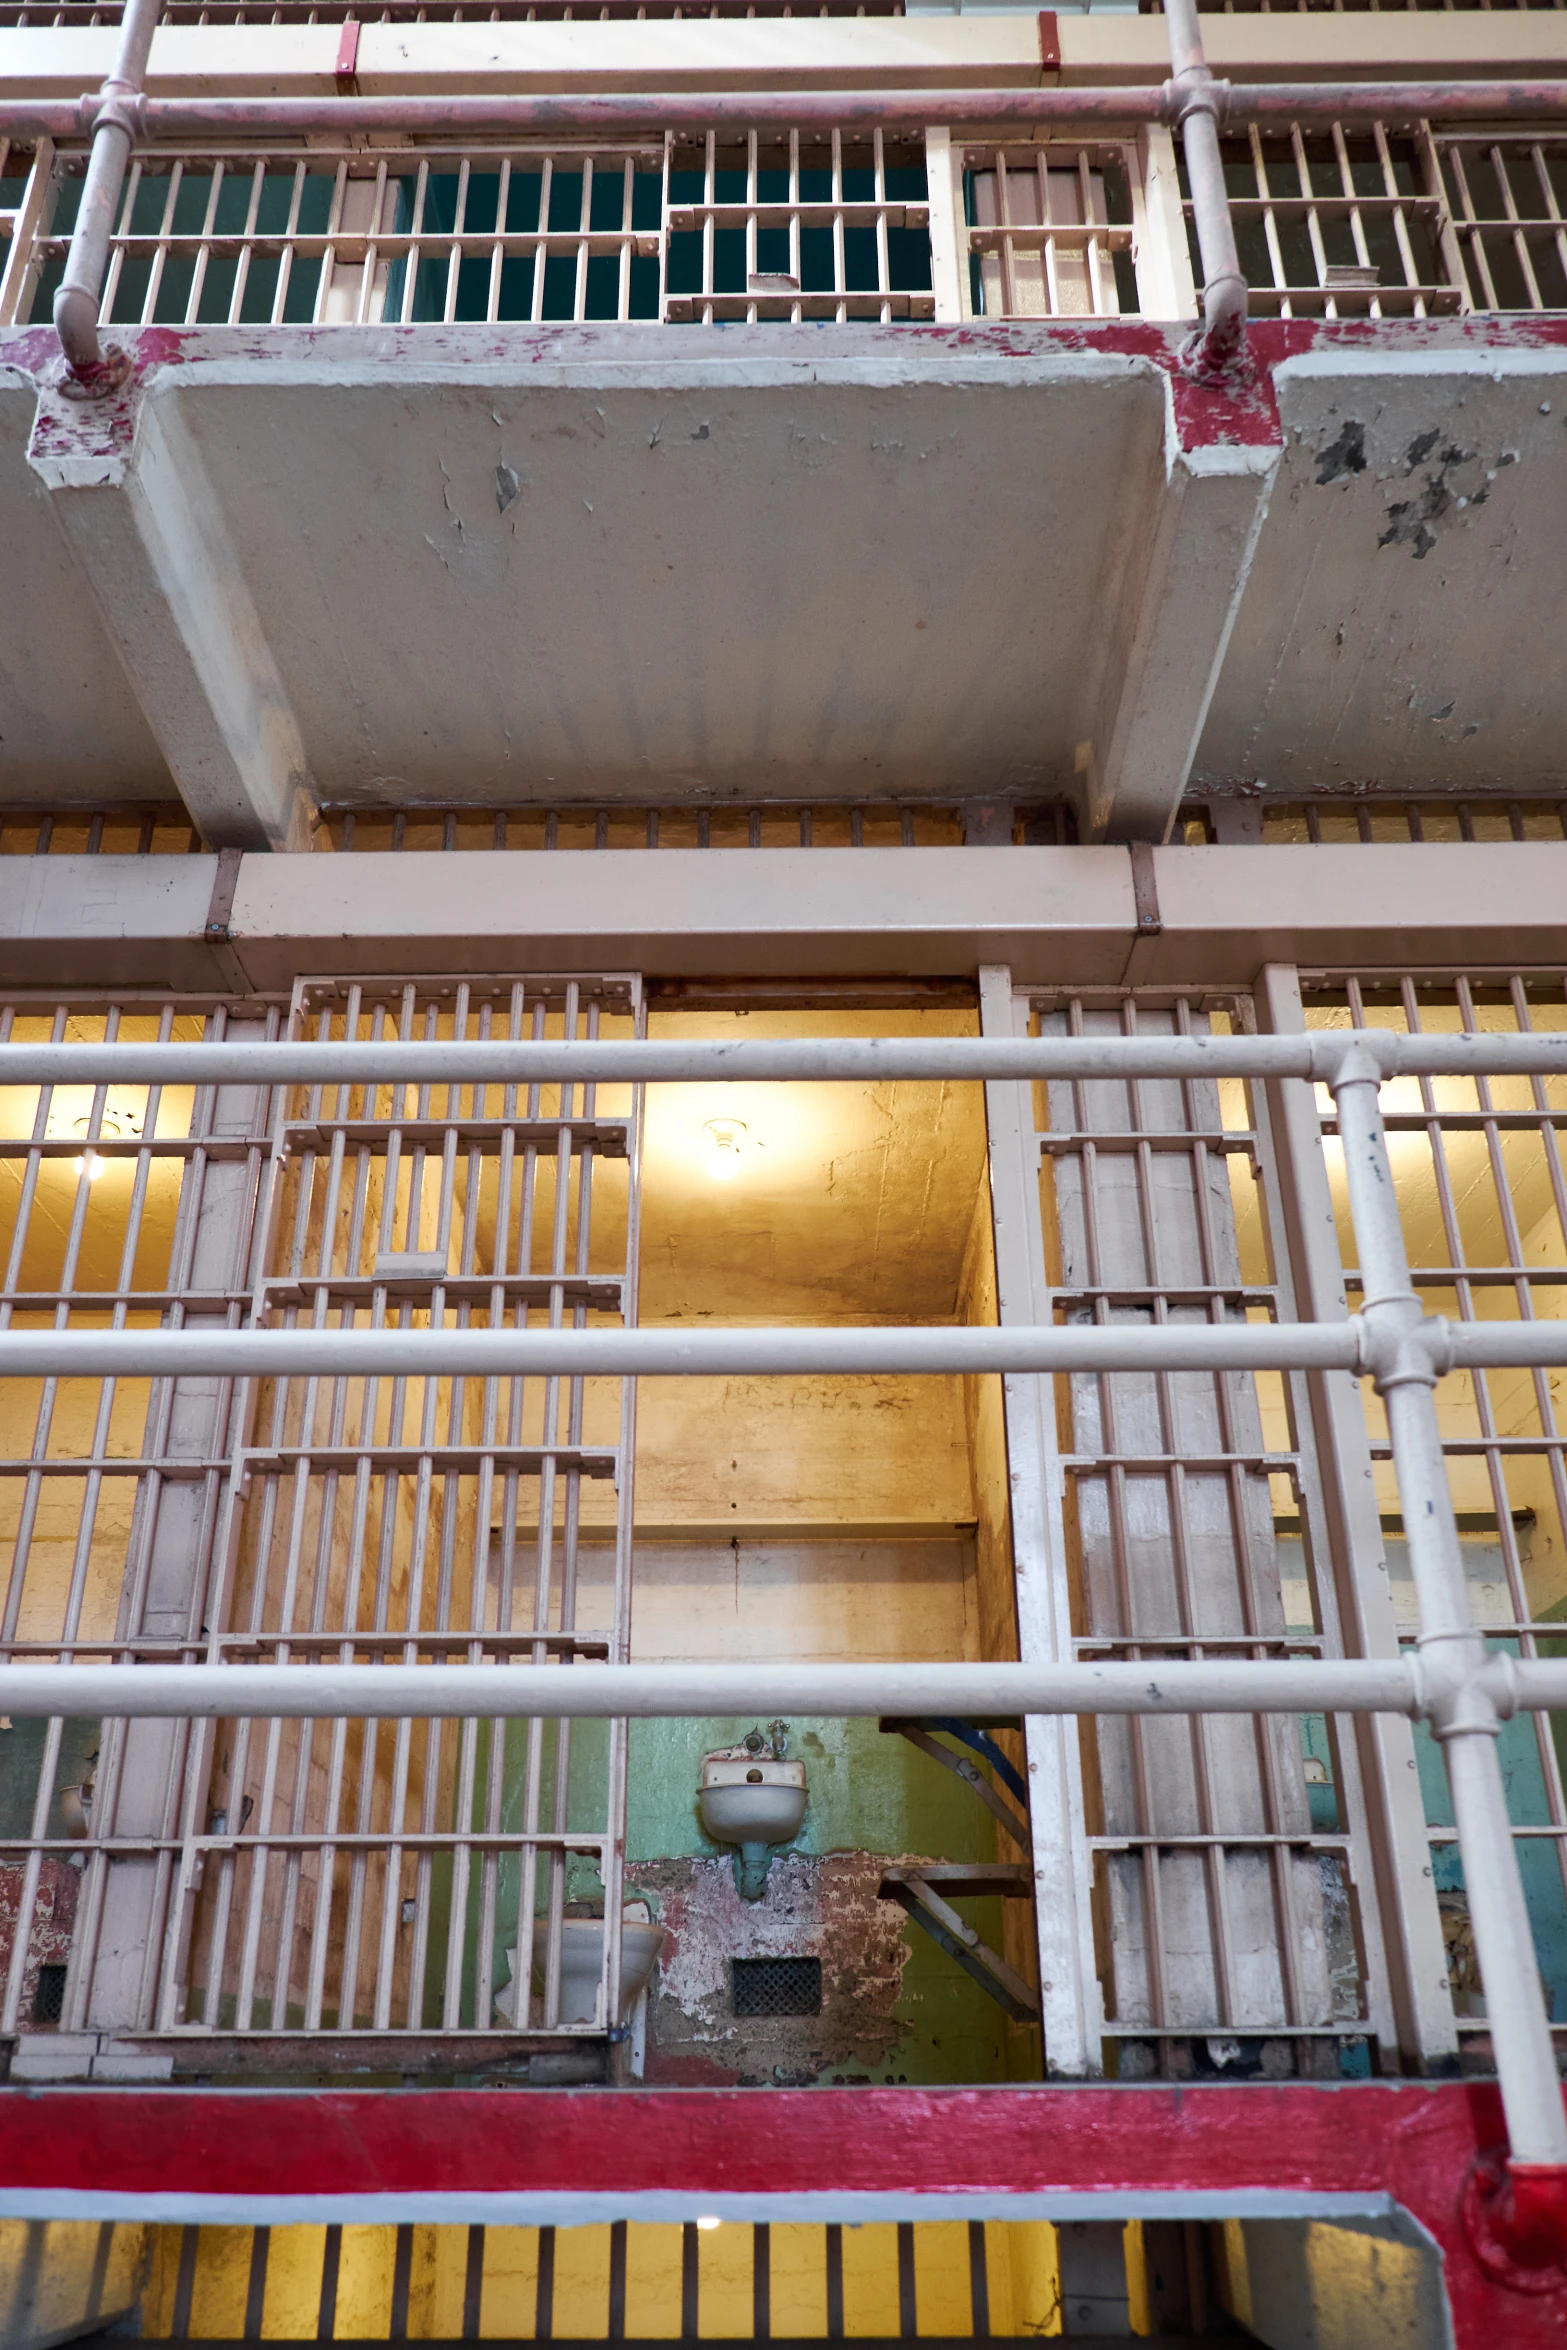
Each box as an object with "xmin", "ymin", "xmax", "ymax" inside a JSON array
[
  {"xmin": 695, "ymin": 2215, "xmax": 723, "ymax": 2232},
  {"xmin": 704, "ymin": 1118, "xmax": 747, "ymax": 1181},
  {"xmin": 71, "ymin": 1110, "xmax": 126, "ymax": 1182},
  {"xmin": 70, "ymin": 1099, "xmax": 135, "ymax": 1175}
]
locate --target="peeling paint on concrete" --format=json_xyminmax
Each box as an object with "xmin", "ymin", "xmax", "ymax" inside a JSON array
[
  {"xmin": 632, "ymin": 1851, "xmax": 912, "ymax": 2086},
  {"xmin": 1377, "ymin": 439, "xmax": 1484, "ymax": 560},
  {"xmin": 1313, "ymin": 420, "xmax": 1366, "ymax": 486}
]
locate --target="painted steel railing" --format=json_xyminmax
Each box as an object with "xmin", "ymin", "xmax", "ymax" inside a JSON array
[
  {"xmin": 5, "ymin": 116, "xmax": 1567, "ymax": 349},
  {"xmin": 5, "ymin": 0, "xmax": 1567, "ymax": 386},
  {"xmin": 2, "ymin": 1026, "xmax": 1567, "ymax": 2264}
]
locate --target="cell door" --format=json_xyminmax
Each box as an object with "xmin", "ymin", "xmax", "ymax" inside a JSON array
[
  {"xmin": 979, "ymin": 965, "xmax": 1448, "ymax": 2082},
  {"xmin": 2, "ymin": 973, "xmax": 644, "ymax": 2068}
]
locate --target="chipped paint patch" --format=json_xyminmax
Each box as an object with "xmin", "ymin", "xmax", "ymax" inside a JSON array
[
  {"xmin": 1314, "ymin": 421, "xmax": 1367, "ymax": 487},
  {"xmin": 634, "ymin": 1851, "xmax": 912, "ymax": 2087}
]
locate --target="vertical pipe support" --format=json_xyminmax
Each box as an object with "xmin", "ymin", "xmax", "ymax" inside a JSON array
[
  {"xmin": 1331, "ymin": 1040, "xmax": 1567, "ymax": 2270},
  {"xmin": 1160, "ymin": 0, "xmax": 1249, "ymax": 385},
  {"xmin": 53, "ymin": 0, "xmax": 163, "ymax": 397}
]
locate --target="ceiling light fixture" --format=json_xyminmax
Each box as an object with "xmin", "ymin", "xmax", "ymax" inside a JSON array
[
  {"xmin": 703, "ymin": 1118, "xmax": 747, "ymax": 1181},
  {"xmin": 72, "ymin": 1112, "xmax": 126, "ymax": 1183}
]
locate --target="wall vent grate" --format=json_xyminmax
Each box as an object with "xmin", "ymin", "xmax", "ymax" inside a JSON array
[
  {"xmin": 31, "ymin": 1964, "xmax": 67, "ymax": 2025},
  {"xmin": 732, "ymin": 1957, "xmax": 822, "ymax": 2018}
]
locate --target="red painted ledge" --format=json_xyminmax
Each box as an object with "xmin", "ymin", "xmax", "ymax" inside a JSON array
[{"xmin": 2, "ymin": 2080, "xmax": 1565, "ymax": 2341}]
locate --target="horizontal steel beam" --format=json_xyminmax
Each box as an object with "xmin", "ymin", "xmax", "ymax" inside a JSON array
[
  {"xmin": 4, "ymin": 1032, "xmax": 1567, "ymax": 1086},
  {"xmin": 1, "ymin": 81, "xmax": 1564, "ymax": 142},
  {"xmin": 0, "ymin": 1655, "xmax": 1561, "ymax": 1721},
  {"xmin": 1, "ymin": 1317, "xmax": 1564, "ymax": 1382}
]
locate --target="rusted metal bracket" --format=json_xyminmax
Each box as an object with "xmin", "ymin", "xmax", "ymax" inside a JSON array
[
  {"xmin": 1129, "ymin": 840, "xmax": 1163, "ymax": 936},
  {"xmin": 204, "ymin": 846, "xmax": 243, "ymax": 943},
  {"xmin": 334, "ymin": 20, "xmax": 360, "ymax": 96},
  {"xmin": 880, "ymin": 1864, "xmax": 1040, "ymax": 2023}
]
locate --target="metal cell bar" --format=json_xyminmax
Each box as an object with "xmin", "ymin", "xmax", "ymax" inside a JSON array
[
  {"xmin": 1492, "ymin": 140, "xmax": 1546, "ymax": 307},
  {"xmin": 574, "ymin": 154, "xmax": 592, "ymax": 321},
  {"xmin": 183, "ymin": 157, "xmax": 222, "ymax": 324},
  {"xmin": 1249, "ymin": 126, "xmax": 1290, "ymax": 315},
  {"xmin": 227, "ymin": 158, "xmax": 264, "ymax": 325},
  {"xmin": 1429, "ymin": 975, "xmax": 1567, "ymax": 1952},
  {"xmin": 1081, "ymin": 151, "xmax": 1106, "ymax": 316},
  {"xmin": 1532, "ymin": 140, "xmax": 1567, "ymax": 292},
  {"xmin": 487, "ymin": 157, "xmax": 510, "ymax": 323},
  {"xmin": 1374, "ymin": 121, "xmax": 1423, "ymax": 314},
  {"xmin": 831, "ymin": 128, "xmax": 846, "ymax": 324},
  {"xmin": 875, "ymin": 128, "xmax": 890, "ymax": 324},
  {"xmin": 702, "ymin": 131, "xmax": 714, "ymax": 325},
  {"xmin": 530, "ymin": 155, "xmax": 552, "ymax": 323},
  {"xmin": 1256, "ymin": 963, "xmax": 1451, "ymax": 2070}
]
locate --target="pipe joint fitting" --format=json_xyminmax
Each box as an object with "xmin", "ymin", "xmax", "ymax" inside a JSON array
[
  {"xmin": 1369, "ymin": 1323, "xmax": 1442, "ymax": 1394},
  {"xmin": 1412, "ymin": 1633, "xmax": 1504, "ymax": 1742},
  {"xmin": 90, "ymin": 87, "xmax": 147, "ymax": 144},
  {"xmin": 1177, "ymin": 281, "xmax": 1252, "ymax": 389},
  {"xmin": 1464, "ymin": 2152, "xmax": 1567, "ymax": 2284},
  {"xmin": 1317, "ymin": 1035, "xmax": 1396, "ymax": 1092},
  {"xmin": 54, "ymin": 271, "xmax": 133, "ymax": 397},
  {"xmin": 1163, "ymin": 68, "xmax": 1230, "ymax": 130},
  {"xmin": 1355, "ymin": 1299, "xmax": 1443, "ymax": 1394}
]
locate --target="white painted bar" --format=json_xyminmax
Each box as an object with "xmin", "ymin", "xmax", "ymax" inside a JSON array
[
  {"xmin": 0, "ymin": 1656, "xmax": 1563, "ymax": 1721},
  {"xmin": 0, "ymin": 1322, "xmax": 1364, "ymax": 1380},
  {"xmin": 5, "ymin": 1316, "xmax": 1567, "ymax": 1382},
  {"xmin": 4, "ymin": 1031, "xmax": 1567, "ymax": 1087}
]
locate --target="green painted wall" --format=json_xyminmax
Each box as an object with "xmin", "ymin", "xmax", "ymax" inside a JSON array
[
  {"xmin": 421, "ymin": 1714, "xmax": 1026, "ymax": 2077},
  {"xmin": 626, "ymin": 1717, "xmax": 1000, "ymax": 1866},
  {"xmin": 625, "ymin": 1718, "xmax": 1021, "ymax": 2085}
]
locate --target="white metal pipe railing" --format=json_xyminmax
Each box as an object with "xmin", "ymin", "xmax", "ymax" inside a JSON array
[
  {"xmin": 1, "ymin": 1656, "xmax": 1564, "ymax": 1723},
  {"xmin": 6, "ymin": 84, "xmax": 1567, "ymax": 145},
  {"xmin": 5, "ymin": 1032, "xmax": 1567, "ymax": 1086},
  {"xmin": 1161, "ymin": 0, "xmax": 1248, "ymax": 381},
  {"xmin": 51, "ymin": 0, "xmax": 163, "ymax": 392},
  {"xmin": 0, "ymin": 1024, "xmax": 1564, "ymax": 2240},
  {"xmin": 1, "ymin": 1318, "xmax": 1565, "ymax": 1381},
  {"xmin": 1327, "ymin": 1040, "xmax": 1567, "ymax": 2186}
]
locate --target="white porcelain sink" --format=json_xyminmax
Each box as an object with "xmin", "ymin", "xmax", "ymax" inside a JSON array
[
  {"xmin": 699, "ymin": 1754, "xmax": 808, "ymax": 1846},
  {"xmin": 699, "ymin": 1747, "xmax": 807, "ymax": 1899},
  {"xmin": 493, "ymin": 1916, "xmax": 665, "ymax": 2028}
]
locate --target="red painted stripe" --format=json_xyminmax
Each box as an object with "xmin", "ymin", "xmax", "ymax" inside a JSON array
[
  {"xmin": 1038, "ymin": 12, "xmax": 1060, "ymax": 75},
  {"xmin": 2, "ymin": 2082, "xmax": 1564, "ymax": 2343},
  {"xmin": 0, "ymin": 2079, "xmax": 1489, "ymax": 2199}
]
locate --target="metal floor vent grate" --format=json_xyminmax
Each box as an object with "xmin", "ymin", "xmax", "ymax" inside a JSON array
[{"xmin": 732, "ymin": 1956, "xmax": 822, "ymax": 2017}]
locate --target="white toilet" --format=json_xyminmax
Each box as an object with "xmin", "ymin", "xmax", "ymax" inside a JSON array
[{"xmin": 494, "ymin": 1914, "xmax": 666, "ymax": 2027}]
